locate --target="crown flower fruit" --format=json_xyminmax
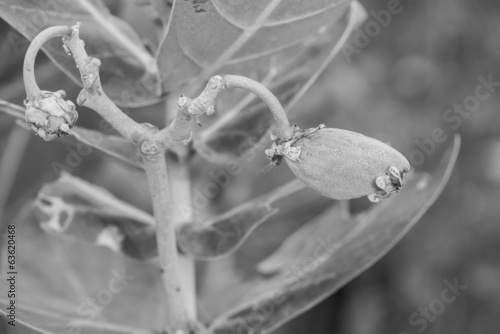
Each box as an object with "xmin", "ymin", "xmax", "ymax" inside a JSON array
[
  {"xmin": 24, "ymin": 90, "xmax": 78, "ymax": 141},
  {"xmin": 265, "ymin": 124, "xmax": 411, "ymax": 202}
]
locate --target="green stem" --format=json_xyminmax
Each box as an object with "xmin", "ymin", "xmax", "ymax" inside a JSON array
[
  {"xmin": 143, "ymin": 152, "xmax": 190, "ymax": 332},
  {"xmin": 156, "ymin": 74, "xmax": 293, "ymax": 150},
  {"xmin": 61, "ymin": 23, "xmax": 145, "ymax": 143},
  {"xmin": 24, "ymin": 23, "xmax": 193, "ymax": 332},
  {"xmin": 221, "ymin": 74, "xmax": 293, "ymax": 140},
  {"xmin": 23, "ymin": 25, "xmax": 71, "ymax": 99},
  {"xmin": 167, "ymin": 158, "xmax": 197, "ymax": 320}
]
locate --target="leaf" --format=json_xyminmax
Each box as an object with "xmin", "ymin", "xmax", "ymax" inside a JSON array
[
  {"xmin": 157, "ymin": 0, "xmax": 354, "ymax": 92},
  {"xmin": 0, "ymin": 305, "xmax": 154, "ymax": 334},
  {"xmin": 178, "ymin": 179, "xmax": 305, "ymax": 260},
  {"xmin": 35, "ymin": 173, "xmax": 157, "ymax": 260},
  {"xmin": 1, "ymin": 309, "xmax": 49, "ymax": 334},
  {"xmin": 67, "ymin": 128, "xmax": 144, "ymax": 170},
  {"xmin": 0, "ymin": 100, "xmax": 143, "ymax": 169},
  {"xmin": 205, "ymin": 135, "xmax": 461, "ymax": 333},
  {"xmin": 0, "ymin": 203, "xmax": 166, "ymax": 332},
  {"xmin": 256, "ymin": 204, "xmax": 352, "ymax": 274},
  {"xmin": 193, "ymin": 1, "xmax": 365, "ymax": 163},
  {"xmin": 0, "ymin": 0, "xmax": 160, "ymax": 107}
]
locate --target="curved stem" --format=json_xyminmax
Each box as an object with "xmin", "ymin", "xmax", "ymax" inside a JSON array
[
  {"xmin": 222, "ymin": 74, "xmax": 293, "ymax": 140},
  {"xmin": 23, "ymin": 25, "xmax": 71, "ymax": 99}
]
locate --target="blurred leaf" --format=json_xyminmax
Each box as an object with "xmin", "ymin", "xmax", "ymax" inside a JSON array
[
  {"xmin": 157, "ymin": 0, "xmax": 353, "ymax": 92},
  {"xmin": 35, "ymin": 173, "xmax": 157, "ymax": 260},
  {"xmin": 0, "ymin": 310, "xmax": 49, "ymax": 334},
  {"xmin": 178, "ymin": 179, "xmax": 305, "ymax": 260},
  {"xmin": 0, "ymin": 204, "xmax": 166, "ymax": 332},
  {"xmin": 0, "ymin": 0, "xmax": 160, "ymax": 107},
  {"xmin": 138, "ymin": 0, "xmax": 172, "ymax": 35},
  {"xmin": 67, "ymin": 128, "xmax": 143, "ymax": 170},
  {"xmin": 205, "ymin": 135, "xmax": 461, "ymax": 333},
  {"xmin": 0, "ymin": 100, "xmax": 143, "ymax": 169},
  {"xmin": 193, "ymin": 1, "xmax": 365, "ymax": 163},
  {"xmin": 0, "ymin": 305, "xmax": 153, "ymax": 334},
  {"xmin": 256, "ymin": 204, "xmax": 351, "ymax": 274}
]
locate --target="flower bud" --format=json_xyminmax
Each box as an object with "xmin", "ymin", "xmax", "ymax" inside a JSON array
[
  {"xmin": 24, "ymin": 90, "xmax": 78, "ymax": 141},
  {"xmin": 266, "ymin": 124, "xmax": 410, "ymax": 202}
]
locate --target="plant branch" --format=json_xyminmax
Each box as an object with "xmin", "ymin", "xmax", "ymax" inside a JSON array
[
  {"xmin": 60, "ymin": 23, "xmax": 147, "ymax": 143},
  {"xmin": 156, "ymin": 74, "xmax": 293, "ymax": 151},
  {"xmin": 24, "ymin": 23, "xmax": 193, "ymax": 331},
  {"xmin": 167, "ymin": 157, "xmax": 197, "ymax": 321},
  {"xmin": 143, "ymin": 151, "xmax": 190, "ymax": 332}
]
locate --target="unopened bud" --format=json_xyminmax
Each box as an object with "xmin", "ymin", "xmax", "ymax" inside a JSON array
[{"xmin": 266, "ymin": 124, "xmax": 410, "ymax": 202}]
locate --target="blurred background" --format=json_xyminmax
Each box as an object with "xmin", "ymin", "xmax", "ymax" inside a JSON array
[{"xmin": 0, "ymin": 0, "xmax": 499, "ymax": 333}]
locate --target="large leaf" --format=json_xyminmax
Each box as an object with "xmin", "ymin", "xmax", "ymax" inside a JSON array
[
  {"xmin": 157, "ymin": 0, "xmax": 354, "ymax": 92},
  {"xmin": 1, "ymin": 309, "xmax": 49, "ymax": 334},
  {"xmin": 0, "ymin": 203, "xmax": 166, "ymax": 333},
  {"xmin": 204, "ymin": 135, "xmax": 460, "ymax": 333},
  {"xmin": 178, "ymin": 179, "xmax": 305, "ymax": 260},
  {"xmin": 0, "ymin": 100, "xmax": 143, "ymax": 169},
  {"xmin": 192, "ymin": 1, "xmax": 364, "ymax": 163},
  {"xmin": 0, "ymin": 0, "xmax": 160, "ymax": 107},
  {"xmin": 35, "ymin": 173, "xmax": 157, "ymax": 261},
  {"xmin": 66, "ymin": 128, "xmax": 143, "ymax": 170},
  {"xmin": 0, "ymin": 305, "xmax": 153, "ymax": 334}
]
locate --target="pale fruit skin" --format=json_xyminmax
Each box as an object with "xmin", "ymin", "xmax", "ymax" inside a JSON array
[{"xmin": 285, "ymin": 128, "xmax": 410, "ymax": 200}]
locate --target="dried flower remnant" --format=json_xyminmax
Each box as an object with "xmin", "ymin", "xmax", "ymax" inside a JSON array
[
  {"xmin": 266, "ymin": 124, "xmax": 410, "ymax": 202},
  {"xmin": 24, "ymin": 90, "xmax": 78, "ymax": 141}
]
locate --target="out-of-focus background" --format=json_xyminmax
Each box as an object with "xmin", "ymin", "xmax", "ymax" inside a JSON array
[{"xmin": 0, "ymin": 0, "xmax": 499, "ymax": 333}]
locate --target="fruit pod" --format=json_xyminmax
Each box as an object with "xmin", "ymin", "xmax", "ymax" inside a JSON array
[
  {"xmin": 267, "ymin": 125, "xmax": 410, "ymax": 202},
  {"xmin": 24, "ymin": 90, "xmax": 78, "ymax": 141}
]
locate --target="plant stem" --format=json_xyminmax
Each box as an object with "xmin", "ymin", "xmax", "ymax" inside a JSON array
[
  {"xmin": 156, "ymin": 74, "xmax": 293, "ymax": 148},
  {"xmin": 23, "ymin": 25, "xmax": 72, "ymax": 98},
  {"xmin": 24, "ymin": 23, "xmax": 193, "ymax": 331},
  {"xmin": 61, "ymin": 23, "xmax": 147, "ymax": 143},
  {"xmin": 221, "ymin": 74, "xmax": 293, "ymax": 140},
  {"xmin": 165, "ymin": 96, "xmax": 193, "ymax": 144},
  {"xmin": 167, "ymin": 158, "xmax": 197, "ymax": 320},
  {"xmin": 143, "ymin": 152, "xmax": 190, "ymax": 332}
]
